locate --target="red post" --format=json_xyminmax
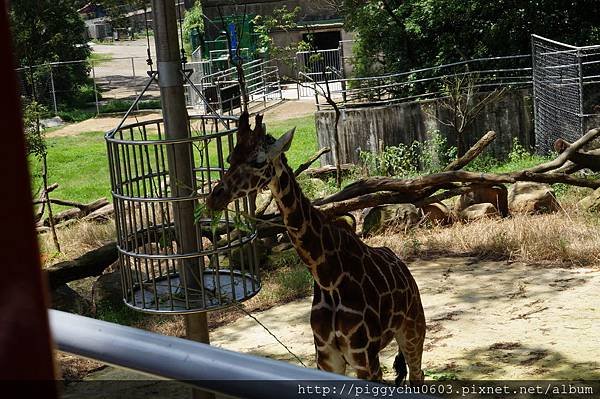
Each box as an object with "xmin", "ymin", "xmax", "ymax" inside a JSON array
[{"xmin": 0, "ymin": 1, "xmax": 59, "ymax": 394}]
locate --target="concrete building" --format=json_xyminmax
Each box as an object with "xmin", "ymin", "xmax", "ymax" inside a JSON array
[{"xmin": 201, "ymin": 0, "xmax": 354, "ymax": 78}]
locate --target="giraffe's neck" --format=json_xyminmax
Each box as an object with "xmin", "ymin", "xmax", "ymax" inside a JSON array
[{"xmin": 268, "ymin": 154, "xmax": 331, "ymax": 283}]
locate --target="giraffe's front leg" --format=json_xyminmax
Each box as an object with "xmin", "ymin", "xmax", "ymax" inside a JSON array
[
  {"xmin": 345, "ymin": 341, "xmax": 383, "ymax": 381},
  {"xmin": 315, "ymin": 338, "xmax": 347, "ymax": 375}
]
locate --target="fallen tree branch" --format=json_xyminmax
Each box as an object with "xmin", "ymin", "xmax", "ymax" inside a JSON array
[
  {"xmin": 444, "ymin": 130, "xmax": 497, "ymax": 171},
  {"xmin": 317, "ymin": 170, "xmax": 600, "ymax": 207},
  {"xmin": 553, "ymin": 138, "xmax": 600, "ymax": 172},
  {"xmin": 295, "ymin": 146, "xmax": 331, "ymax": 176},
  {"xmin": 303, "ymin": 164, "xmax": 354, "ymax": 179},
  {"xmin": 528, "ymin": 128, "xmax": 600, "ymax": 173},
  {"xmin": 43, "ymin": 198, "xmax": 109, "ymax": 227},
  {"xmin": 45, "ymin": 242, "xmax": 118, "ymax": 290}
]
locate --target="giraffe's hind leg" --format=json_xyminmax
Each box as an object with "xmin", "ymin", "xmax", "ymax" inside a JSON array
[{"xmin": 395, "ymin": 317, "xmax": 426, "ymax": 385}]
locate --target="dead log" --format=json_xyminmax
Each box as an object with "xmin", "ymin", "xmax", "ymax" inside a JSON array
[
  {"xmin": 529, "ymin": 128, "xmax": 600, "ymax": 173},
  {"xmin": 303, "ymin": 163, "xmax": 355, "ymax": 179},
  {"xmin": 553, "ymin": 138, "xmax": 600, "ymax": 172},
  {"xmin": 296, "ymin": 147, "xmax": 331, "ymax": 176},
  {"xmin": 83, "ymin": 204, "xmax": 115, "ymax": 223},
  {"xmin": 444, "ymin": 131, "xmax": 497, "ymax": 171},
  {"xmin": 45, "ymin": 242, "xmax": 118, "ymax": 290},
  {"xmin": 43, "ymin": 198, "xmax": 109, "ymax": 226},
  {"xmin": 33, "ymin": 183, "xmax": 59, "ymax": 222}
]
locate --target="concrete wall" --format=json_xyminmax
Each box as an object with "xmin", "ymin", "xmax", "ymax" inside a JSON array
[{"xmin": 316, "ymin": 89, "xmax": 534, "ymax": 165}]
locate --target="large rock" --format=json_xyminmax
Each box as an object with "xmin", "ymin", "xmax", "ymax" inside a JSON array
[
  {"xmin": 459, "ymin": 203, "xmax": 499, "ymax": 221},
  {"xmin": 421, "ymin": 202, "xmax": 451, "ymax": 225},
  {"xmin": 92, "ymin": 271, "xmax": 124, "ymax": 309},
  {"xmin": 578, "ymin": 188, "xmax": 600, "ymax": 212},
  {"xmin": 362, "ymin": 204, "xmax": 419, "ymax": 236},
  {"xmin": 456, "ymin": 184, "xmax": 508, "ymax": 217},
  {"xmin": 229, "ymin": 239, "xmax": 268, "ymax": 269},
  {"xmin": 508, "ymin": 182, "xmax": 560, "ymax": 214},
  {"xmin": 51, "ymin": 284, "xmax": 91, "ymax": 315},
  {"xmin": 256, "ymin": 191, "xmax": 279, "ymax": 214}
]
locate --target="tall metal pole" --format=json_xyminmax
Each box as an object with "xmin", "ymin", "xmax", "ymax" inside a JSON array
[
  {"xmin": 151, "ymin": 2, "xmax": 213, "ymax": 399},
  {"xmin": 49, "ymin": 64, "xmax": 58, "ymax": 115}
]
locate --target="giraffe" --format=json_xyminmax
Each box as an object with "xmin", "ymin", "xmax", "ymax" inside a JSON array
[{"xmin": 207, "ymin": 112, "xmax": 426, "ymax": 384}]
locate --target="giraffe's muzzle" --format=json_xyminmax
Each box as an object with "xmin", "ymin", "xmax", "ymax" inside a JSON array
[{"xmin": 206, "ymin": 182, "xmax": 231, "ymax": 211}]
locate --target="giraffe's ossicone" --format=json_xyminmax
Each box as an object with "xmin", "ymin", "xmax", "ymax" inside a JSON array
[{"xmin": 207, "ymin": 112, "xmax": 426, "ymax": 384}]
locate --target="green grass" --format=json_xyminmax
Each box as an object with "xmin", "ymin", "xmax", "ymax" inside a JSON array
[
  {"xmin": 31, "ymin": 131, "xmax": 111, "ymax": 211},
  {"xmin": 88, "ymin": 52, "xmax": 113, "ymax": 65},
  {"xmin": 466, "ymin": 152, "xmax": 550, "ymax": 174},
  {"xmin": 265, "ymin": 115, "xmax": 318, "ymax": 170}
]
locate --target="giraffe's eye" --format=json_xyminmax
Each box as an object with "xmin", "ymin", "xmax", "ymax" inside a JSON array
[{"xmin": 250, "ymin": 159, "xmax": 267, "ymax": 168}]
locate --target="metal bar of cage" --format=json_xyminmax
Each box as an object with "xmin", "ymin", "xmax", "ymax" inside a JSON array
[{"xmin": 106, "ymin": 114, "xmax": 262, "ymax": 314}]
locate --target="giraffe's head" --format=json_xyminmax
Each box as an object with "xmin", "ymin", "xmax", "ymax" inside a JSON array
[{"xmin": 206, "ymin": 111, "xmax": 295, "ymax": 211}]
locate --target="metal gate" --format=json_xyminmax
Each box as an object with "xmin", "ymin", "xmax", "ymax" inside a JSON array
[{"xmin": 296, "ymin": 47, "xmax": 343, "ymax": 98}]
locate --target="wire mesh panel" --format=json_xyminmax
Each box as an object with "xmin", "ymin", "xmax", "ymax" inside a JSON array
[
  {"xmin": 106, "ymin": 115, "xmax": 261, "ymax": 314},
  {"xmin": 532, "ymin": 35, "xmax": 583, "ymax": 154}
]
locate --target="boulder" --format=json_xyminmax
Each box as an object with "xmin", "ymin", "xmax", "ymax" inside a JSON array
[
  {"xmin": 92, "ymin": 271, "xmax": 124, "ymax": 309},
  {"xmin": 459, "ymin": 203, "xmax": 499, "ymax": 221},
  {"xmin": 456, "ymin": 184, "xmax": 508, "ymax": 217},
  {"xmin": 362, "ymin": 204, "xmax": 419, "ymax": 236},
  {"xmin": 229, "ymin": 239, "xmax": 268, "ymax": 269},
  {"xmin": 421, "ymin": 202, "xmax": 451, "ymax": 225},
  {"xmin": 51, "ymin": 284, "xmax": 91, "ymax": 315},
  {"xmin": 256, "ymin": 191, "xmax": 279, "ymax": 214},
  {"xmin": 578, "ymin": 188, "xmax": 600, "ymax": 212},
  {"xmin": 508, "ymin": 182, "xmax": 560, "ymax": 214}
]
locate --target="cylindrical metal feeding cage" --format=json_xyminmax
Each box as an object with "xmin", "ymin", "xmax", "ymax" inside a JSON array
[{"xmin": 105, "ymin": 115, "xmax": 261, "ymax": 314}]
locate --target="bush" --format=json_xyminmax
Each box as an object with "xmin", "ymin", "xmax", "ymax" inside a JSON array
[
  {"xmin": 359, "ymin": 131, "xmax": 456, "ymax": 177},
  {"xmin": 99, "ymin": 99, "xmax": 161, "ymax": 113},
  {"xmin": 57, "ymin": 108, "xmax": 96, "ymax": 123}
]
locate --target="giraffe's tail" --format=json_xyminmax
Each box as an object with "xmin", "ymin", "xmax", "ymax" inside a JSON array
[{"xmin": 393, "ymin": 352, "xmax": 407, "ymax": 385}]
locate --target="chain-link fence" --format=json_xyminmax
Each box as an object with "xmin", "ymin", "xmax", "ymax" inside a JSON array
[
  {"xmin": 16, "ymin": 57, "xmax": 160, "ymax": 118},
  {"xmin": 532, "ymin": 34, "xmax": 600, "ymax": 154},
  {"xmin": 16, "ymin": 54, "xmax": 283, "ymax": 119}
]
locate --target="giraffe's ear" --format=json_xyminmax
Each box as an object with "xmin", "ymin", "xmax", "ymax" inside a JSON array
[{"xmin": 267, "ymin": 127, "xmax": 295, "ymax": 159}]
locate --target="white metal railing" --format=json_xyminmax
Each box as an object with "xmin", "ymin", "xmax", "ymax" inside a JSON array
[
  {"xmin": 308, "ymin": 54, "xmax": 534, "ymax": 110},
  {"xmin": 50, "ymin": 310, "xmax": 438, "ymax": 399},
  {"xmin": 186, "ymin": 58, "xmax": 283, "ymax": 114}
]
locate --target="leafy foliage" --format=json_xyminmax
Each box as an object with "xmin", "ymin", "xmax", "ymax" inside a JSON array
[
  {"xmin": 10, "ymin": 0, "xmax": 91, "ymax": 105},
  {"xmin": 359, "ymin": 131, "xmax": 456, "ymax": 177},
  {"xmin": 343, "ymin": 0, "xmax": 600, "ymax": 77},
  {"xmin": 23, "ymin": 100, "xmax": 48, "ymax": 160},
  {"xmin": 182, "ymin": 0, "xmax": 204, "ymax": 51}
]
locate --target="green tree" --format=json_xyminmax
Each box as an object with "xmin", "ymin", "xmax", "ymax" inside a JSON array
[
  {"xmin": 182, "ymin": 0, "xmax": 204, "ymax": 53},
  {"xmin": 10, "ymin": 0, "xmax": 91, "ymax": 105},
  {"xmin": 343, "ymin": 0, "xmax": 600, "ymax": 77},
  {"xmin": 100, "ymin": 0, "xmax": 149, "ymax": 31}
]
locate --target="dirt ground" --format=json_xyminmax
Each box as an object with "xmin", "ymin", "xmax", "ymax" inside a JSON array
[
  {"xmin": 209, "ymin": 256, "xmax": 600, "ymax": 381},
  {"xmin": 71, "ymin": 256, "xmax": 600, "ymax": 387}
]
